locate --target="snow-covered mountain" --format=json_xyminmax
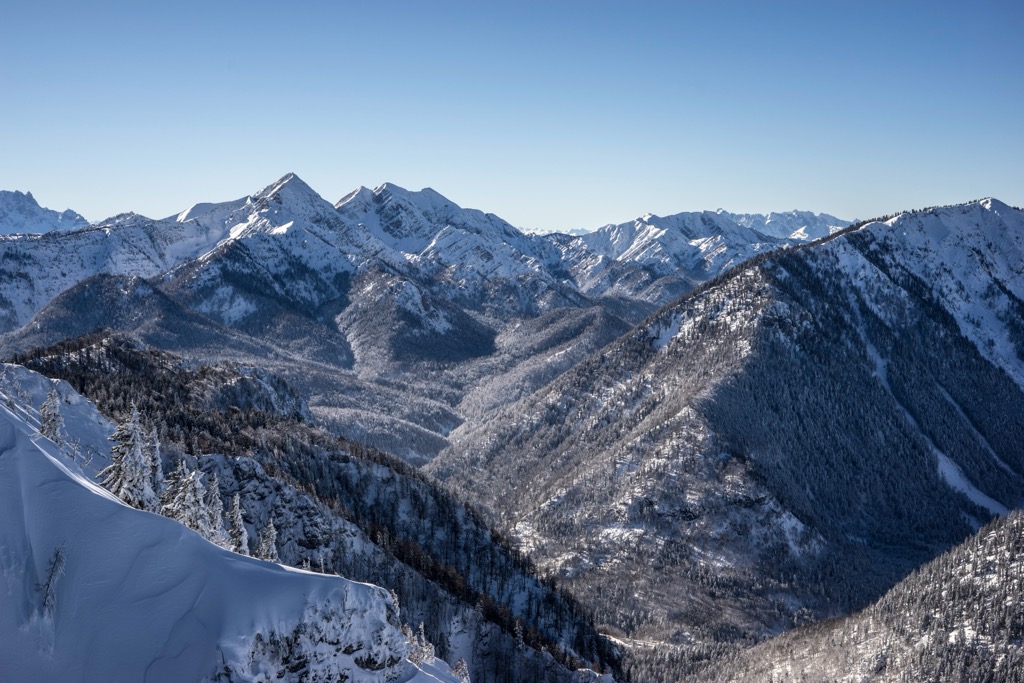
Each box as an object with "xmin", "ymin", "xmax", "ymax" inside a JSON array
[
  {"xmin": 428, "ymin": 198, "xmax": 1024, "ymax": 678},
  {"xmin": 551, "ymin": 208, "xmax": 847, "ymax": 308},
  {"xmin": 719, "ymin": 209, "xmax": 849, "ymax": 240},
  {"xmin": 0, "ymin": 190, "xmax": 88, "ymax": 234},
  {"xmin": 1, "ymin": 175, "xmax": 1020, "ymax": 683},
  {"xmin": 164, "ymin": 175, "xmax": 585, "ymax": 348},
  {"xmin": 0, "ymin": 212, "xmax": 234, "ymax": 332},
  {"xmin": 334, "ymin": 182, "xmax": 581, "ymax": 314},
  {"xmin": 554, "ymin": 211, "xmax": 786, "ymax": 305},
  {"xmin": 0, "ymin": 364, "xmax": 460, "ymax": 683},
  {"xmin": 1, "ymin": 173, "xmax": 832, "ymax": 342}
]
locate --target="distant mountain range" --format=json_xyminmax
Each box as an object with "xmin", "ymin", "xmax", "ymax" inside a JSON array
[
  {"xmin": 1, "ymin": 175, "xmax": 1020, "ymax": 683},
  {"xmin": 0, "ymin": 173, "xmax": 850, "ymax": 464}
]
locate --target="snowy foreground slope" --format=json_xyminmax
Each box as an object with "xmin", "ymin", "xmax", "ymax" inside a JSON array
[{"xmin": 0, "ymin": 370, "xmax": 458, "ymax": 683}]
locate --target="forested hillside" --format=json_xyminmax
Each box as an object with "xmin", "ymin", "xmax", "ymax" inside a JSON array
[
  {"xmin": 14, "ymin": 333, "xmax": 618, "ymax": 682},
  {"xmin": 429, "ymin": 199, "xmax": 1024, "ymax": 681},
  {"xmin": 697, "ymin": 510, "xmax": 1024, "ymax": 682}
]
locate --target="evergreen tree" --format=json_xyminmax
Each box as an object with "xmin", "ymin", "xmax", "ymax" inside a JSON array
[
  {"xmin": 204, "ymin": 470, "xmax": 230, "ymax": 548},
  {"xmin": 229, "ymin": 493, "xmax": 250, "ymax": 556},
  {"xmin": 161, "ymin": 460, "xmax": 209, "ymax": 534},
  {"xmin": 147, "ymin": 426, "xmax": 164, "ymax": 499},
  {"xmin": 414, "ymin": 622, "xmax": 436, "ymax": 663},
  {"xmin": 39, "ymin": 387, "xmax": 64, "ymax": 446},
  {"xmin": 100, "ymin": 402, "xmax": 157, "ymax": 512},
  {"xmin": 451, "ymin": 658, "xmax": 471, "ymax": 683},
  {"xmin": 38, "ymin": 544, "xmax": 66, "ymax": 619},
  {"xmin": 257, "ymin": 517, "xmax": 279, "ymax": 562}
]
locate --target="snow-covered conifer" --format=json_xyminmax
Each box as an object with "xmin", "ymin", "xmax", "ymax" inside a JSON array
[
  {"xmin": 411, "ymin": 622, "xmax": 435, "ymax": 664},
  {"xmin": 38, "ymin": 544, "xmax": 66, "ymax": 619},
  {"xmin": 161, "ymin": 460, "xmax": 209, "ymax": 534},
  {"xmin": 256, "ymin": 517, "xmax": 279, "ymax": 562},
  {"xmin": 147, "ymin": 426, "xmax": 164, "ymax": 498},
  {"xmin": 100, "ymin": 402, "xmax": 158, "ymax": 512},
  {"xmin": 204, "ymin": 470, "xmax": 230, "ymax": 547},
  {"xmin": 229, "ymin": 493, "xmax": 249, "ymax": 556},
  {"xmin": 39, "ymin": 387, "xmax": 64, "ymax": 446},
  {"xmin": 451, "ymin": 658, "xmax": 471, "ymax": 683}
]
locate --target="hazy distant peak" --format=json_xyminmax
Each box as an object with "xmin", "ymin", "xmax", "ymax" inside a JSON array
[
  {"xmin": 0, "ymin": 189, "xmax": 89, "ymax": 234},
  {"xmin": 720, "ymin": 209, "xmax": 851, "ymax": 241}
]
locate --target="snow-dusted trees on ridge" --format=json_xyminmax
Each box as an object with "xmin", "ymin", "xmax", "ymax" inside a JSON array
[
  {"xmin": 39, "ymin": 387, "xmax": 65, "ymax": 446},
  {"xmin": 257, "ymin": 517, "xmax": 279, "ymax": 562},
  {"xmin": 203, "ymin": 470, "xmax": 230, "ymax": 547},
  {"xmin": 162, "ymin": 460, "xmax": 208, "ymax": 532},
  {"xmin": 161, "ymin": 461, "xmax": 236, "ymax": 550},
  {"xmin": 100, "ymin": 402, "xmax": 159, "ymax": 512},
  {"xmin": 229, "ymin": 493, "xmax": 250, "ymax": 556},
  {"xmin": 451, "ymin": 658, "xmax": 470, "ymax": 683},
  {"xmin": 405, "ymin": 622, "xmax": 436, "ymax": 665},
  {"xmin": 147, "ymin": 425, "xmax": 164, "ymax": 499}
]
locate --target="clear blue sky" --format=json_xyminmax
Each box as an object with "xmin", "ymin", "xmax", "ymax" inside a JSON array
[{"xmin": 2, "ymin": 0, "xmax": 1022, "ymax": 230}]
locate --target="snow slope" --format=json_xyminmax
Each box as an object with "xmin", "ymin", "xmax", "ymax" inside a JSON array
[
  {"xmin": 0, "ymin": 190, "xmax": 88, "ymax": 235},
  {"xmin": 0, "ymin": 368, "xmax": 458, "ymax": 683},
  {"xmin": 834, "ymin": 198, "xmax": 1024, "ymax": 386}
]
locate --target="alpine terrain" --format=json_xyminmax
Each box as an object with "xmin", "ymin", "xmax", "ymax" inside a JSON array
[{"xmin": 0, "ymin": 174, "xmax": 1020, "ymax": 682}]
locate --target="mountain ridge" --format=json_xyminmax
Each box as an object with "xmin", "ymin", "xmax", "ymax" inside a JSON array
[
  {"xmin": 0, "ymin": 189, "xmax": 89, "ymax": 235},
  {"xmin": 427, "ymin": 196, "xmax": 1024, "ymax": 679}
]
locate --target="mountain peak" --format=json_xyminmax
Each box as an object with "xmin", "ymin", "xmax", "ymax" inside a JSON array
[
  {"xmin": 372, "ymin": 181, "xmax": 411, "ymax": 198},
  {"xmin": 336, "ymin": 183, "xmax": 438, "ymax": 211},
  {"xmin": 980, "ymin": 197, "xmax": 1013, "ymax": 213},
  {"xmin": 2, "ymin": 189, "xmax": 34, "ymax": 202},
  {"xmin": 373, "ymin": 183, "xmax": 449, "ymax": 204},
  {"xmin": 335, "ymin": 185, "xmax": 376, "ymax": 210},
  {"xmin": 256, "ymin": 172, "xmax": 321, "ymax": 201},
  {"xmin": 0, "ymin": 189, "xmax": 89, "ymax": 234}
]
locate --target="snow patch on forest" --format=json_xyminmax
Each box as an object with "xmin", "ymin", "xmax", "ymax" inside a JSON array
[
  {"xmin": 650, "ymin": 314, "xmax": 681, "ymax": 351},
  {"xmin": 935, "ymin": 452, "xmax": 1007, "ymax": 517}
]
